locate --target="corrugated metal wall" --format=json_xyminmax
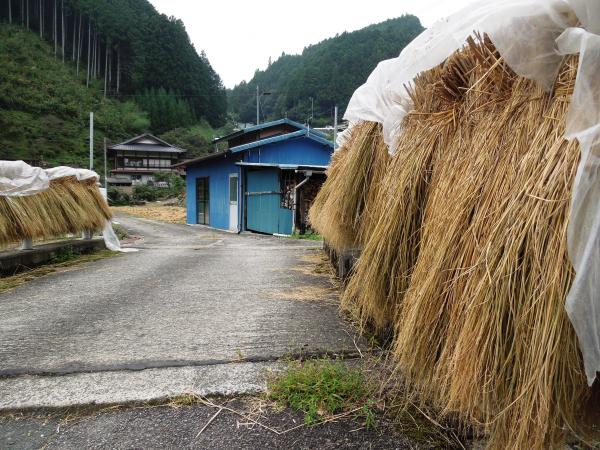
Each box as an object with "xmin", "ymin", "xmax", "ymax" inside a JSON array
[
  {"xmin": 185, "ymin": 156, "xmax": 239, "ymax": 230},
  {"xmin": 246, "ymin": 169, "xmax": 293, "ymax": 235}
]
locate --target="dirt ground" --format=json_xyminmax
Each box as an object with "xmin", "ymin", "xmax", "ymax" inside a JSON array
[{"xmin": 111, "ymin": 204, "xmax": 186, "ymax": 224}]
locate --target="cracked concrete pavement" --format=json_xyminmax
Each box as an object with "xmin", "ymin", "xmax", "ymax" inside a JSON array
[{"xmin": 0, "ymin": 214, "xmax": 361, "ymax": 410}]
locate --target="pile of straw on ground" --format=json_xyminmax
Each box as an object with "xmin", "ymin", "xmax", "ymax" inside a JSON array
[
  {"xmin": 316, "ymin": 36, "xmax": 590, "ymax": 449},
  {"xmin": 0, "ymin": 177, "xmax": 111, "ymax": 247},
  {"xmin": 309, "ymin": 121, "xmax": 390, "ymax": 251}
]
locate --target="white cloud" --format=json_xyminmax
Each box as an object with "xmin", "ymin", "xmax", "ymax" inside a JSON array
[{"xmin": 148, "ymin": 0, "xmax": 476, "ymax": 88}]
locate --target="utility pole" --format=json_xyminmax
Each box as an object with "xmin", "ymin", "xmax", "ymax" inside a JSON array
[
  {"xmin": 310, "ymin": 97, "xmax": 314, "ymax": 124},
  {"xmin": 103, "ymin": 137, "xmax": 108, "ymax": 187},
  {"xmin": 256, "ymin": 85, "xmax": 260, "ymax": 125},
  {"xmin": 89, "ymin": 112, "xmax": 94, "ymax": 170},
  {"xmin": 333, "ymin": 106, "xmax": 338, "ymax": 150}
]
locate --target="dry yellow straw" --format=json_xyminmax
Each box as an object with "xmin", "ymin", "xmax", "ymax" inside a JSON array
[
  {"xmin": 335, "ymin": 36, "xmax": 589, "ymax": 449},
  {"xmin": 309, "ymin": 121, "xmax": 390, "ymax": 252},
  {"xmin": 0, "ymin": 177, "xmax": 112, "ymax": 247}
]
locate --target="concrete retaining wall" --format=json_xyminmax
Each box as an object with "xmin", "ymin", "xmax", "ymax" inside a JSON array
[{"xmin": 0, "ymin": 239, "xmax": 106, "ymax": 276}]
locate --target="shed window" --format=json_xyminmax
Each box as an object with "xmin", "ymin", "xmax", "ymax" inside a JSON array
[{"xmin": 229, "ymin": 175, "xmax": 238, "ymax": 203}]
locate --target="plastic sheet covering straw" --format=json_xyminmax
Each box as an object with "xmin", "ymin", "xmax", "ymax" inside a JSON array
[
  {"xmin": 344, "ymin": 0, "xmax": 600, "ymax": 386},
  {"xmin": 0, "ymin": 161, "xmax": 49, "ymax": 196}
]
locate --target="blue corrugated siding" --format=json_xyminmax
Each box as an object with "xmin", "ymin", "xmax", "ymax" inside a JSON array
[
  {"xmin": 186, "ymin": 156, "xmax": 239, "ymax": 230},
  {"xmin": 243, "ymin": 137, "xmax": 332, "ymax": 166}
]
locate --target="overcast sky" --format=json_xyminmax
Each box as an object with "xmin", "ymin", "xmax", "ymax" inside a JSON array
[{"xmin": 148, "ymin": 0, "xmax": 475, "ymax": 88}]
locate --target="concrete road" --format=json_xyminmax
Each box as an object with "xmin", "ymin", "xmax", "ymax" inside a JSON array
[{"xmin": 0, "ymin": 215, "xmax": 359, "ymax": 409}]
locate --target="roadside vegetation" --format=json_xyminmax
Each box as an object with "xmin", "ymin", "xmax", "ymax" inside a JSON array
[
  {"xmin": 268, "ymin": 360, "xmax": 377, "ymax": 427},
  {"xmin": 291, "ymin": 230, "xmax": 322, "ymax": 241},
  {"xmin": 108, "ymin": 173, "xmax": 185, "ymax": 207},
  {"xmin": 0, "ymin": 249, "xmax": 118, "ymax": 293}
]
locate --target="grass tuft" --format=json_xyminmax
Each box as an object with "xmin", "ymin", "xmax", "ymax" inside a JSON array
[
  {"xmin": 290, "ymin": 230, "xmax": 322, "ymax": 241},
  {"xmin": 268, "ymin": 360, "xmax": 377, "ymax": 427}
]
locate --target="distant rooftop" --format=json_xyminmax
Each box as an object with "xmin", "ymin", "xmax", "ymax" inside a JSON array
[
  {"xmin": 108, "ymin": 133, "xmax": 186, "ymax": 153},
  {"xmin": 213, "ymin": 118, "xmax": 328, "ymax": 144}
]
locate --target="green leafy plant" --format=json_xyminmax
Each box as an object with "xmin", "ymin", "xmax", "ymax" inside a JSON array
[
  {"xmin": 51, "ymin": 246, "xmax": 77, "ymax": 264},
  {"xmin": 107, "ymin": 187, "xmax": 132, "ymax": 206},
  {"xmin": 132, "ymin": 184, "xmax": 158, "ymax": 202},
  {"xmin": 291, "ymin": 230, "xmax": 322, "ymax": 241},
  {"xmin": 268, "ymin": 360, "xmax": 377, "ymax": 427}
]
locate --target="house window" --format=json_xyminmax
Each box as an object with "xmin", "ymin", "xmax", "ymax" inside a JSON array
[{"xmin": 124, "ymin": 157, "xmax": 144, "ymax": 168}]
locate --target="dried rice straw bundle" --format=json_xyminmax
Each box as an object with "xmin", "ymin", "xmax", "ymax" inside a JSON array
[
  {"xmin": 308, "ymin": 121, "xmax": 390, "ymax": 251},
  {"xmin": 43, "ymin": 177, "xmax": 93, "ymax": 234},
  {"xmin": 391, "ymin": 39, "xmax": 587, "ymax": 449},
  {"xmin": 341, "ymin": 45, "xmax": 477, "ymax": 331},
  {"xmin": 0, "ymin": 176, "xmax": 111, "ymax": 248},
  {"xmin": 83, "ymin": 178, "xmax": 112, "ymax": 221},
  {"xmin": 308, "ymin": 133, "xmax": 352, "ymax": 237}
]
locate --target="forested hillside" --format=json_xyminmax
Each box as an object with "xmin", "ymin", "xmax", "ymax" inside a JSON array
[
  {"xmin": 228, "ymin": 16, "xmax": 423, "ymax": 126},
  {"xmin": 0, "ymin": 0, "xmax": 230, "ymax": 166},
  {"xmin": 0, "ymin": 0, "xmax": 226, "ymax": 128},
  {"xmin": 0, "ymin": 24, "xmax": 149, "ymax": 166}
]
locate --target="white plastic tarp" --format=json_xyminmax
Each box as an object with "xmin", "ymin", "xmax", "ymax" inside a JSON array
[
  {"xmin": 46, "ymin": 166, "xmax": 100, "ymax": 182},
  {"xmin": 344, "ymin": 0, "xmax": 600, "ymax": 385},
  {"xmin": 0, "ymin": 160, "xmax": 49, "ymax": 196}
]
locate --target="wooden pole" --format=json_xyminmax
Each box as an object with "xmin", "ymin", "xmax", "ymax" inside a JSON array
[
  {"xmin": 61, "ymin": 0, "xmax": 64, "ymax": 62},
  {"xmin": 54, "ymin": 0, "xmax": 57, "ymax": 55},
  {"xmin": 104, "ymin": 43, "xmax": 108, "ymax": 97},
  {"xmin": 76, "ymin": 14, "xmax": 82, "ymax": 75},
  {"xmin": 108, "ymin": 46, "xmax": 112, "ymax": 85},
  {"xmin": 92, "ymin": 31, "xmax": 96, "ymax": 79},
  {"xmin": 8, "ymin": 0, "xmax": 12, "ymax": 24},
  {"xmin": 116, "ymin": 48, "xmax": 120, "ymax": 94},
  {"xmin": 72, "ymin": 10, "xmax": 76, "ymax": 61},
  {"xmin": 86, "ymin": 20, "xmax": 90, "ymax": 87}
]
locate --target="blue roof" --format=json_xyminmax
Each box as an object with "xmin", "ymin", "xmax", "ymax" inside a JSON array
[
  {"xmin": 236, "ymin": 162, "xmax": 329, "ymax": 170},
  {"xmin": 229, "ymin": 129, "xmax": 334, "ymax": 153},
  {"xmin": 214, "ymin": 118, "xmax": 329, "ymax": 144}
]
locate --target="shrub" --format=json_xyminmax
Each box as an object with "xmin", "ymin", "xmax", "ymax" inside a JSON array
[
  {"xmin": 133, "ymin": 184, "xmax": 158, "ymax": 202},
  {"xmin": 107, "ymin": 187, "xmax": 131, "ymax": 206},
  {"xmin": 153, "ymin": 172, "xmax": 186, "ymax": 198}
]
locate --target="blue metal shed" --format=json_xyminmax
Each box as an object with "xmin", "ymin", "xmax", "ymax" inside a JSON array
[{"xmin": 175, "ymin": 119, "xmax": 334, "ymax": 235}]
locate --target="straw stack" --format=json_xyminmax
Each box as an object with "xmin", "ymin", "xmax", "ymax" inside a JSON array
[
  {"xmin": 0, "ymin": 177, "xmax": 112, "ymax": 247},
  {"xmin": 334, "ymin": 36, "xmax": 589, "ymax": 449},
  {"xmin": 309, "ymin": 121, "xmax": 390, "ymax": 251}
]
